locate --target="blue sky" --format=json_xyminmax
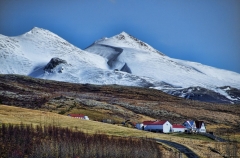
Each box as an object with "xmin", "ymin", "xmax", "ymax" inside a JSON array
[{"xmin": 1, "ymin": 0, "xmax": 240, "ymax": 73}]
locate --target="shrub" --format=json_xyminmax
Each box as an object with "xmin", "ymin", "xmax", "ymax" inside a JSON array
[
  {"xmin": 0, "ymin": 123, "xmax": 163, "ymax": 158},
  {"xmin": 58, "ymin": 110, "xmax": 66, "ymax": 115}
]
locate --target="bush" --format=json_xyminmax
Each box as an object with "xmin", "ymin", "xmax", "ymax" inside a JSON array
[
  {"xmin": 58, "ymin": 110, "xmax": 66, "ymax": 115},
  {"xmin": 0, "ymin": 123, "xmax": 163, "ymax": 158}
]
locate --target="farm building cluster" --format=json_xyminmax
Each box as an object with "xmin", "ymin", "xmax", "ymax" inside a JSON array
[
  {"xmin": 67, "ymin": 113, "xmax": 206, "ymax": 134},
  {"xmin": 136, "ymin": 120, "xmax": 206, "ymax": 133},
  {"xmin": 68, "ymin": 114, "xmax": 89, "ymax": 120}
]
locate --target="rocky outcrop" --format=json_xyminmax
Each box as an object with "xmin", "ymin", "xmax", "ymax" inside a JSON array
[
  {"xmin": 120, "ymin": 63, "xmax": 132, "ymax": 74},
  {"xmin": 162, "ymin": 86, "xmax": 240, "ymax": 104},
  {"xmin": 44, "ymin": 57, "xmax": 67, "ymax": 73}
]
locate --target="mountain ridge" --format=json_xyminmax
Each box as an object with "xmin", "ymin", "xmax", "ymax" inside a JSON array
[
  {"xmin": 94, "ymin": 31, "xmax": 165, "ymax": 55},
  {"xmin": 1, "ymin": 27, "xmax": 240, "ymax": 104}
]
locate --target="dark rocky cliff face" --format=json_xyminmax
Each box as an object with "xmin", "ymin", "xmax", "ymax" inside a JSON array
[
  {"xmin": 120, "ymin": 63, "xmax": 132, "ymax": 74},
  {"xmin": 44, "ymin": 57, "xmax": 67, "ymax": 72}
]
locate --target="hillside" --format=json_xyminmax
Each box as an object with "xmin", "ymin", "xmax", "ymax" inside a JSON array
[
  {"xmin": 0, "ymin": 74, "xmax": 239, "ymax": 132},
  {"xmin": 0, "ymin": 104, "xmax": 224, "ymax": 157},
  {"xmin": 1, "ymin": 103, "xmax": 239, "ymax": 157}
]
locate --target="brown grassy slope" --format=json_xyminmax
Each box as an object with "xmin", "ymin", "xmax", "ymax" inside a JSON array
[
  {"xmin": 0, "ymin": 104, "xmax": 228, "ymax": 158},
  {"xmin": 0, "ymin": 74, "xmax": 239, "ymax": 133}
]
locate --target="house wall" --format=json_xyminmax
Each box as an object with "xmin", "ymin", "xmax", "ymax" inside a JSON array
[
  {"xmin": 172, "ymin": 128, "xmax": 185, "ymax": 133},
  {"xmin": 183, "ymin": 121, "xmax": 197, "ymax": 132},
  {"xmin": 75, "ymin": 117, "xmax": 84, "ymax": 119},
  {"xmin": 136, "ymin": 123, "xmax": 143, "ymax": 130},
  {"xmin": 162, "ymin": 122, "xmax": 172, "ymax": 133},
  {"xmin": 84, "ymin": 116, "xmax": 89, "ymax": 120},
  {"xmin": 144, "ymin": 125, "xmax": 163, "ymax": 132},
  {"xmin": 197, "ymin": 125, "xmax": 206, "ymax": 133},
  {"xmin": 144, "ymin": 122, "xmax": 172, "ymax": 133}
]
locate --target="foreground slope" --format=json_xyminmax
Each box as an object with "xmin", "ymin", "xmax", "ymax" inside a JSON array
[{"xmin": 1, "ymin": 104, "xmax": 225, "ymax": 158}]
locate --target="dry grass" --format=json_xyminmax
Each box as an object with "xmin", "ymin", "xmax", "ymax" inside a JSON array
[
  {"xmin": 0, "ymin": 104, "xmax": 231, "ymax": 157},
  {"xmin": 158, "ymin": 103, "xmax": 239, "ymax": 125},
  {"xmin": 0, "ymin": 104, "xmax": 163, "ymax": 137}
]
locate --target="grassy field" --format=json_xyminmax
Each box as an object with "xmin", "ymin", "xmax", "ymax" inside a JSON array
[
  {"xmin": 171, "ymin": 133, "xmax": 214, "ymax": 142},
  {"xmin": 1, "ymin": 104, "xmax": 236, "ymax": 158}
]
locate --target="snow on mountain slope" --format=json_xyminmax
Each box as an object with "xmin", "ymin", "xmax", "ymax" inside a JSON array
[
  {"xmin": 85, "ymin": 32, "xmax": 240, "ymax": 103},
  {"xmin": 94, "ymin": 32, "xmax": 164, "ymax": 55},
  {"xmin": 0, "ymin": 27, "xmax": 108, "ymax": 75},
  {"xmin": 1, "ymin": 27, "xmax": 240, "ymax": 103},
  {"xmin": 170, "ymin": 59, "xmax": 240, "ymax": 91},
  {"xmin": 0, "ymin": 27, "xmax": 164, "ymax": 88},
  {"xmin": 86, "ymin": 32, "xmax": 240, "ymax": 89}
]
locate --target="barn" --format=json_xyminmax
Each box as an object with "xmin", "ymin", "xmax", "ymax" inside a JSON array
[
  {"xmin": 142, "ymin": 120, "xmax": 172, "ymax": 133},
  {"xmin": 171, "ymin": 124, "xmax": 185, "ymax": 133},
  {"xmin": 68, "ymin": 114, "xmax": 89, "ymax": 120}
]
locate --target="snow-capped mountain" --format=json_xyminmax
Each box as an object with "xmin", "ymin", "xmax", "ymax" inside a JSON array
[
  {"xmin": 85, "ymin": 32, "xmax": 240, "ymax": 103},
  {"xmin": 0, "ymin": 27, "xmax": 163, "ymax": 87},
  {"xmin": 1, "ymin": 27, "xmax": 240, "ymax": 104}
]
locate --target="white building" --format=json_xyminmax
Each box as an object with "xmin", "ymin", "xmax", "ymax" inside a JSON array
[
  {"xmin": 183, "ymin": 120, "xmax": 206, "ymax": 133},
  {"xmin": 142, "ymin": 120, "xmax": 172, "ymax": 133},
  {"xmin": 171, "ymin": 124, "xmax": 186, "ymax": 133},
  {"xmin": 183, "ymin": 120, "xmax": 196, "ymax": 133},
  {"xmin": 195, "ymin": 121, "xmax": 206, "ymax": 133}
]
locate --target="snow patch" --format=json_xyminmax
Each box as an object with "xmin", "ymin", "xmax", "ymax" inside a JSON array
[{"xmin": 214, "ymin": 88, "xmax": 238, "ymax": 101}]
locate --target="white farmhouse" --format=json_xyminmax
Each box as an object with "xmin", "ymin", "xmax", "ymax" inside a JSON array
[
  {"xmin": 195, "ymin": 121, "xmax": 206, "ymax": 133},
  {"xmin": 183, "ymin": 120, "xmax": 196, "ymax": 133},
  {"xmin": 142, "ymin": 120, "xmax": 172, "ymax": 133},
  {"xmin": 183, "ymin": 120, "xmax": 206, "ymax": 133},
  {"xmin": 171, "ymin": 124, "xmax": 186, "ymax": 133}
]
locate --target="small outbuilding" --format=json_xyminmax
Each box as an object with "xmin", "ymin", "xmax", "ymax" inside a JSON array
[
  {"xmin": 142, "ymin": 120, "xmax": 172, "ymax": 133},
  {"xmin": 171, "ymin": 124, "xmax": 185, "ymax": 133},
  {"xmin": 68, "ymin": 114, "xmax": 89, "ymax": 120}
]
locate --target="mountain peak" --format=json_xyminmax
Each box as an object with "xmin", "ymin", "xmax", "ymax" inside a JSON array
[
  {"xmin": 22, "ymin": 27, "xmax": 70, "ymax": 44},
  {"xmin": 107, "ymin": 32, "xmax": 165, "ymax": 55},
  {"xmin": 119, "ymin": 31, "xmax": 129, "ymax": 36},
  {"xmin": 115, "ymin": 31, "xmax": 134, "ymax": 41},
  {"xmin": 31, "ymin": 26, "xmax": 41, "ymax": 30},
  {"xmin": 93, "ymin": 31, "xmax": 164, "ymax": 56},
  {"xmin": 26, "ymin": 27, "xmax": 51, "ymax": 35}
]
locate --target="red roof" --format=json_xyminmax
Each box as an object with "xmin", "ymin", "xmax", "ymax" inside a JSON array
[
  {"xmin": 143, "ymin": 120, "xmax": 167, "ymax": 125},
  {"xmin": 172, "ymin": 124, "xmax": 185, "ymax": 128},
  {"xmin": 68, "ymin": 114, "xmax": 85, "ymax": 117}
]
